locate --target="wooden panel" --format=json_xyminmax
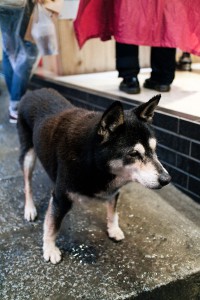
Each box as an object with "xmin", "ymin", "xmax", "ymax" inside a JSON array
[
  {"xmin": 139, "ymin": 46, "xmax": 150, "ymax": 68},
  {"xmin": 42, "ymin": 19, "xmax": 115, "ymax": 75}
]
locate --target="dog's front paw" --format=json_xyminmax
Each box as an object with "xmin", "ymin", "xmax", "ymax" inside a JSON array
[
  {"xmin": 43, "ymin": 244, "xmax": 62, "ymax": 264},
  {"xmin": 107, "ymin": 226, "xmax": 125, "ymax": 241},
  {"xmin": 24, "ymin": 204, "xmax": 37, "ymax": 221}
]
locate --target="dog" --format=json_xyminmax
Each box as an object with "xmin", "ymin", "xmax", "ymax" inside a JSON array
[{"xmin": 17, "ymin": 88, "xmax": 171, "ymax": 264}]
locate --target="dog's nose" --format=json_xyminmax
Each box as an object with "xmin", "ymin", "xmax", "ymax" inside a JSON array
[{"xmin": 159, "ymin": 172, "xmax": 171, "ymax": 187}]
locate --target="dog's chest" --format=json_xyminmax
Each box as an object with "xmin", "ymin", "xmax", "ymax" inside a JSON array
[
  {"xmin": 94, "ymin": 174, "xmax": 130, "ymax": 200},
  {"xmin": 68, "ymin": 189, "xmax": 119, "ymax": 203}
]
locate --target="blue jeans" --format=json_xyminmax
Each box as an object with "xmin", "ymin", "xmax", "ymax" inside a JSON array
[{"xmin": 0, "ymin": 6, "xmax": 38, "ymax": 103}]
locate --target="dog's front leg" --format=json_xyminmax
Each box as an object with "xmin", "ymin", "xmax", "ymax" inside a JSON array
[
  {"xmin": 43, "ymin": 191, "xmax": 72, "ymax": 264},
  {"xmin": 107, "ymin": 193, "xmax": 125, "ymax": 241}
]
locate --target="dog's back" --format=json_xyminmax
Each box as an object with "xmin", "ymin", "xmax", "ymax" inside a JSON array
[
  {"xmin": 17, "ymin": 88, "xmax": 99, "ymax": 183},
  {"xmin": 17, "ymin": 88, "xmax": 74, "ymax": 170},
  {"xmin": 18, "ymin": 88, "xmax": 74, "ymax": 130}
]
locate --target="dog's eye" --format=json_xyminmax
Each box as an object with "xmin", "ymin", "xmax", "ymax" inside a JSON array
[{"xmin": 128, "ymin": 151, "xmax": 140, "ymax": 158}]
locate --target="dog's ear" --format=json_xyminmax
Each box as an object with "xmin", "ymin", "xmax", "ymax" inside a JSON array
[
  {"xmin": 98, "ymin": 101, "xmax": 124, "ymax": 139},
  {"xmin": 134, "ymin": 94, "xmax": 161, "ymax": 123}
]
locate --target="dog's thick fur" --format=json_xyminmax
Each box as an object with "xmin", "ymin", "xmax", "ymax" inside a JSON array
[{"xmin": 17, "ymin": 88, "xmax": 170, "ymax": 264}]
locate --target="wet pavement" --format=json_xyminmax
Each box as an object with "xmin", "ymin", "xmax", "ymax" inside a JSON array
[{"xmin": 0, "ymin": 78, "xmax": 200, "ymax": 300}]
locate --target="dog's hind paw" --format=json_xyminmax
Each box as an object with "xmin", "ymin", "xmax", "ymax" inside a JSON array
[
  {"xmin": 107, "ymin": 226, "xmax": 125, "ymax": 241},
  {"xmin": 24, "ymin": 205, "xmax": 37, "ymax": 221},
  {"xmin": 43, "ymin": 245, "xmax": 62, "ymax": 264}
]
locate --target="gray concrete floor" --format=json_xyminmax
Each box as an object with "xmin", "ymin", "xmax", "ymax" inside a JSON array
[{"xmin": 0, "ymin": 78, "xmax": 200, "ymax": 300}]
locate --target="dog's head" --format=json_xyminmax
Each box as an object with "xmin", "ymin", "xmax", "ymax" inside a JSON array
[{"xmin": 95, "ymin": 94, "xmax": 171, "ymax": 189}]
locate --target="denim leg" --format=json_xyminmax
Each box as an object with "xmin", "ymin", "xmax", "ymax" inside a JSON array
[
  {"xmin": 2, "ymin": 50, "xmax": 13, "ymax": 95},
  {"xmin": 10, "ymin": 41, "xmax": 38, "ymax": 102},
  {"xmin": 0, "ymin": 7, "xmax": 23, "ymax": 102},
  {"xmin": 0, "ymin": 7, "xmax": 24, "ymax": 68},
  {"xmin": 0, "ymin": 7, "xmax": 38, "ymax": 102}
]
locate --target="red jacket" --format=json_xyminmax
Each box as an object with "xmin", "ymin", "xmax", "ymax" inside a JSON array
[{"xmin": 74, "ymin": 0, "xmax": 200, "ymax": 56}]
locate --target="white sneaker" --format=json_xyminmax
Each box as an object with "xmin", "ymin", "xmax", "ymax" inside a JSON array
[{"xmin": 9, "ymin": 109, "xmax": 18, "ymax": 124}]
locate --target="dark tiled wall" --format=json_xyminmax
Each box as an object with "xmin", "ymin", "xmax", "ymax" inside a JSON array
[
  {"xmin": 30, "ymin": 76, "xmax": 200, "ymax": 203},
  {"xmin": 154, "ymin": 113, "xmax": 200, "ymax": 203}
]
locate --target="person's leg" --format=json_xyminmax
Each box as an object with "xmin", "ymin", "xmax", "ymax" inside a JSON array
[
  {"xmin": 0, "ymin": 7, "xmax": 23, "ymax": 121},
  {"xmin": 116, "ymin": 42, "xmax": 140, "ymax": 94},
  {"xmin": 10, "ymin": 41, "xmax": 38, "ymax": 103},
  {"xmin": 2, "ymin": 48, "xmax": 19, "ymax": 123},
  {"xmin": 0, "ymin": 7, "xmax": 38, "ymax": 122},
  {"xmin": 0, "ymin": 6, "xmax": 20, "ymax": 100},
  {"xmin": 2, "ymin": 50, "xmax": 13, "ymax": 96},
  {"xmin": 151, "ymin": 47, "xmax": 176, "ymax": 84},
  {"xmin": 116, "ymin": 42, "xmax": 140, "ymax": 78},
  {"xmin": 144, "ymin": 47, "xmax": 176, "ymax": 92},
  {"xmin": 8, "ymin": 40, "xmax": 38, "ymax": 123}
]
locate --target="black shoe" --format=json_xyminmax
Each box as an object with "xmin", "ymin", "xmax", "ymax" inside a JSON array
[
  {"xmin": 143, "ymin": 78, "xmax": 171, "ymax": 92},
  {"xmin": 176, "ymin": 52, "xmax": 192, "ymax": 71},
  {"xmin": 119, "ymin": 77, "xmax": 140, "ymax": 94}
]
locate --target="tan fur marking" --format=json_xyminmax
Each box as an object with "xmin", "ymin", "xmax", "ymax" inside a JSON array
[
  {"xmin": 149, "ymin": 138, "xmax": 157, "ymax": 151},
  {"xmin": 107, "ymin": 200, "xmax": 124, "ymax": 241},
  {"xmin": 134, "ymin": 143, "xmax": 145, "ymax": 155},
  {"xmin": 43, "ymin": 197, "xmax": 61, "ymax": 264},
  {"xmin": 23, "ymin": 149, "xmax": 37, "ymax": 221},
  {"xmin": 130, "ymin": 158, "xmax": 162, "ymax": 188}
]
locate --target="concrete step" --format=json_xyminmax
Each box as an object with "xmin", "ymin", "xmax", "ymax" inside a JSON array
[{"xmin": 0, "ymin": 79, "xmax": 200, "ymax": 299}]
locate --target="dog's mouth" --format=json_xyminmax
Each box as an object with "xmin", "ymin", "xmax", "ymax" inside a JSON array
[
  {"xmin": 134, "ymin": 174, "xmax": 171, "ymax": 190},
  {"xmin": 149, "ymin": 184, "xmax": 164, "ymax": 190}
]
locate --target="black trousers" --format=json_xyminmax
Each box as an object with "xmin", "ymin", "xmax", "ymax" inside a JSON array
[{"xmin": 116, "ymin": 42, "xmax": 176, "ymax": 85}]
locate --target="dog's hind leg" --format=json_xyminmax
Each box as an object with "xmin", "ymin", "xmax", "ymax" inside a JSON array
[
  {"xmin": 17, "ymin": 117, "xmax": 37, "ymax": 221},
  {"xmin": 43, "ymin": 189, "xmax": 73, "ymax": 264},
  {"xmin": 107, "ymin": 193, "xmax": 125, "ymax": 241},
  {"xmin": 23, "ymin": 148, "xmax": 37, "ymax": 221}
]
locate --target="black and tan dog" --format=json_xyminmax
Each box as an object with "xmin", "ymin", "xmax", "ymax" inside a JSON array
[{"xmin": 17, "ymin": 88, "xmax": 170, "ymax": 264}]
